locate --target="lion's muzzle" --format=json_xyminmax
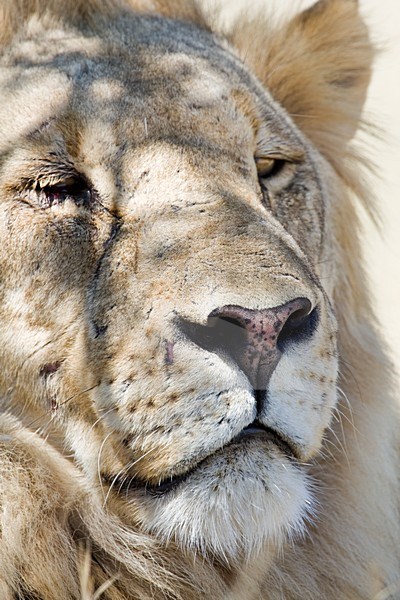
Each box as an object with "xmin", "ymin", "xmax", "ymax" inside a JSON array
[{"xmin": 180, "ymin": 297, "xmax": 317, "ymax": 391}]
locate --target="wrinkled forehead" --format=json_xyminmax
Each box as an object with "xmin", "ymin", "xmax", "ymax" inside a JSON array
[{"xmin": 0, "ymin": 14, "xmax": 301, "ymax": 164}]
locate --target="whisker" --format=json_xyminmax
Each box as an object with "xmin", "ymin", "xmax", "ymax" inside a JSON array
[
  {"xmin": 59, "ymin": 384, "xmax": 99, "ymax": 407},
  {"xmin": 89, "ymin": 407, "xmax": 116, "ymax": 434},
  {"xmin": 319, "ymin": 437, "xmax": 342, "ymax": 466},
  {"xmin": 328, "ymin": 427, "xmax": 351, "ymax": 469},
  {"xmin": 333, "ymin": 402, "xmax": 358, "ymax": 433},
  {"xmin": 338, "ymin": 360, "xmax": 363, "ymax": 401},
  {"xmin": 103, "ymin": 466, "xmax": 128, "ymax": 510},
  {"xmin": 97, "ymin": 431, "xmax": 114, "ymax": 501},
  {"xmin": 102, "ymin": 445, "xmax": 158, "ymax": 507}
]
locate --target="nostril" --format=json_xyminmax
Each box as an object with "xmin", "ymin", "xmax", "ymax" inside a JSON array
[
  {"xmin": 178, "ymin": 315, "xmax": 246, "ymax": 358},
  {"xmin": 277, "ymin": 305, "xmax": 319, "ymax": 352},
  {"xmin": 196, "ymin": 315, "xmax": 246, "ymax": 356}
]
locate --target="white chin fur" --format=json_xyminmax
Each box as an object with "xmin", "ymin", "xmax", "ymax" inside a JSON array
[{"xmin": 137, "ymin": 443, "xmax": 314, "ymax": 562}]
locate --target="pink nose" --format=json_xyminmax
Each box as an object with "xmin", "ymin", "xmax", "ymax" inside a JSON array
[{"xmin": 205, "ymin": 298, "xmax": 316, "ymax": 390}]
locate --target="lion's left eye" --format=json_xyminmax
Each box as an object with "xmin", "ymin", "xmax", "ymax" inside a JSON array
[
  {"xmin": 255, "ymin": 157, "xmax": 286, "ymax": 179},
  {"xmin": 34, "ymin": 176, "xmax": 91, "ymax": 209}
]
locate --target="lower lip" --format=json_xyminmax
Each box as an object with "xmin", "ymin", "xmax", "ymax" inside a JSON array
[
  {"xmin": 108, "ymin": 428, "xmax": 294, "ymax": 498},
  {"xmin": 239, "ymin": 426, "xmax": 269, "ymax": 436},
  {"xmin": 235, "ymin": 427, "xmax": 295, "ymax": 457}
]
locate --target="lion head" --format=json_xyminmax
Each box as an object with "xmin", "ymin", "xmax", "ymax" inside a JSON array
[{"xmin": 3, "ymin": 2, "xmax": 396, "ymax": 598}]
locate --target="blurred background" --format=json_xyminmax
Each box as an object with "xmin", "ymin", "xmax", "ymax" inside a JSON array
[{"xmin": 202, "ymin": 0, "xmax": 400, "ymax": 375}]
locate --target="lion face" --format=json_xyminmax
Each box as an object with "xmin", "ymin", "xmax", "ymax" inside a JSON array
[{"xmin": 0, "ymin": 14, "xmax": 338, "ymax": 560}]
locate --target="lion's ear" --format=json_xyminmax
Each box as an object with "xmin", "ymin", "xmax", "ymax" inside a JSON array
[{"xmin": 230, "ymin": 0, "xmax": 374, "ymax": 157}]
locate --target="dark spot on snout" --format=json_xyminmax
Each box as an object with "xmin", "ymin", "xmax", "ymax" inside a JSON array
[
  {"xmin": 165, "ymin": 340, "xmax": 175, "ymax": 365},
  {"xmin": 94, "ymin": 323, "xmax": 108, "ymax": 338},
  {"xmin": 40, "ymin": 362, "xmax": 62, "ymax": 377}
]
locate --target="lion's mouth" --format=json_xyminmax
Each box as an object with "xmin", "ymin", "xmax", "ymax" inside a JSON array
[
  {"xmin": 104, "ymin": 422, "xmax": 296, "ymax": 497},
  {"xmin": 238, "ymin": 422, "xmax": 295, "ymax": 457}
]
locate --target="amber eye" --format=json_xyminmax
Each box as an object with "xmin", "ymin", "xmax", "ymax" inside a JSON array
[
  {"xmin": 255, "ymin": 157, "xmax": 286, "ymax": 179},
  {"xmin": 34, "ymin": 176, "xmax": 91, "ymax": 208}
]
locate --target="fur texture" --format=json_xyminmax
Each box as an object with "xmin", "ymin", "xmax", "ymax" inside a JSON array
[{"xmin": 0, "ymin": 0, "xmax": 398, "ymax": 598}]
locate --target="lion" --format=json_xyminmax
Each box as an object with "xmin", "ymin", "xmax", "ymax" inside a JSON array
[{"xmin": 0, "ymin": 0, "xmax": 398, "ymax": 598}]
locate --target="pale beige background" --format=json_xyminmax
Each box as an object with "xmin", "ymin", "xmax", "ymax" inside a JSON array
[{"xmin": 202, "ymin": 0, "xmax": 400, "ymax": 374}]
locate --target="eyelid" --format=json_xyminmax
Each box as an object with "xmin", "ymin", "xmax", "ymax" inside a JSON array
[
  {"xmin": 255, "ymin": 132, "xmax": 305, "ymax": 162},
  {"xmin": 9, "ymin": 156, "xmax": 78, "ymax": 191},
  {"xmin": 25, "ymin": 173, "xmax": 79, "ymax": 192},
  {"xmin": 254, "ymin": 149, "xmax": 304, "ymax": 163},
  {"xmin": 36, "ymin": 175, "xmax": 78, "ymax": 189}
]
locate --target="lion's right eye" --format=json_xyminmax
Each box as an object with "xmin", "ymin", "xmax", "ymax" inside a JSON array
[
  {"xmin": 256, "ymin": 157, "xmax": 286, "ymax": 179},
  {"xmin": 33, "ymin": 176, "xmax": 91, "ymax": 209}
]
